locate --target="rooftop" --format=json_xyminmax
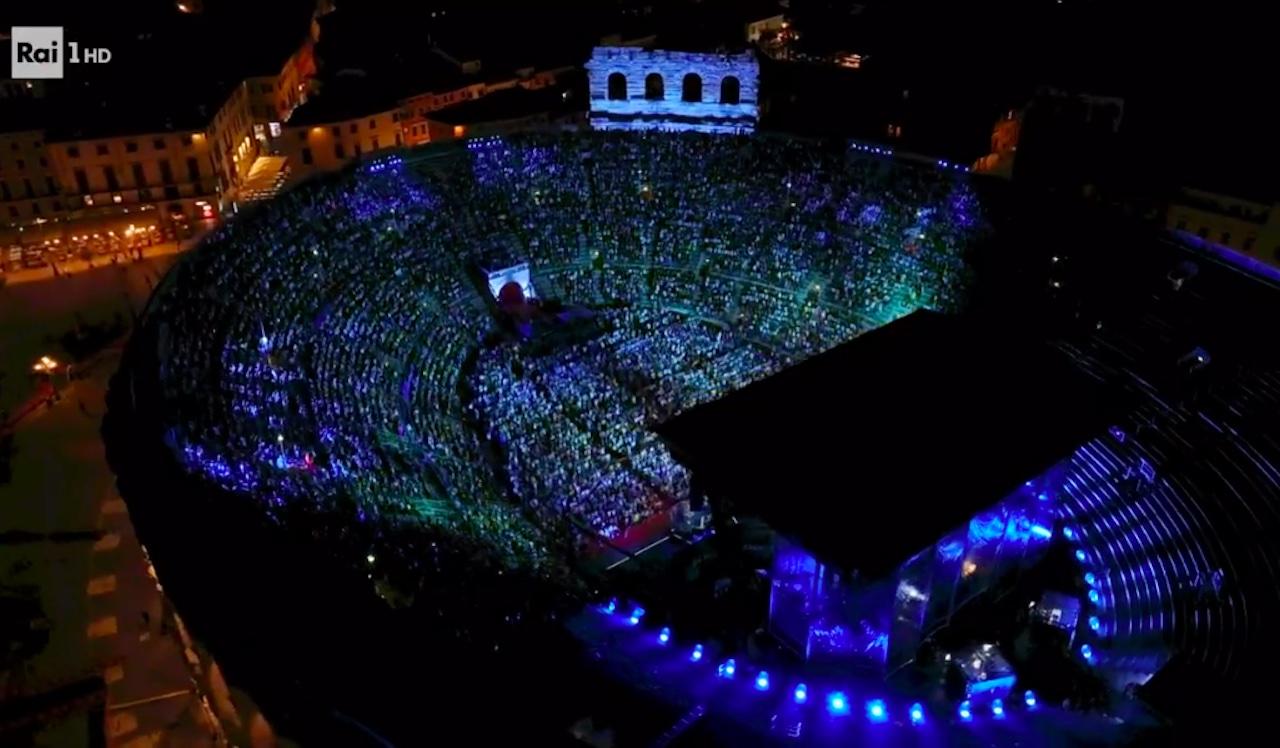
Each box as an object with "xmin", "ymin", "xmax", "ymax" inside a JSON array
[
  {"xmin": 287, "ymin": 74, "xmax": 403, "ymax": 126},
  {"xmin": 656, "ymin": 310, "xmax": 1122, "ymax": 578},
  {"xmin": 425, "ymin": 85, "xmax": 571, "ymax": 127},
  {"xmin": 16, "ymin": 5, "xmax": 315, "ymax": 141},
  {"xmin": 313, "ymin": 9, "xmax": 471, "ymax": 97},
  {"xmin": 0, "ymin": 97, "xmax": 56, "ymax": 135}
]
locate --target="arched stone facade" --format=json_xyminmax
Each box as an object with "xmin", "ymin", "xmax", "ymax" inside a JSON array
[{"xmin": 585, "ymin": 47, "xmax": 760, "ymax": 134}]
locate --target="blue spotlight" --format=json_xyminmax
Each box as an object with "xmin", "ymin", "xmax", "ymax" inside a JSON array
[
  {"xmin": 1031, "ymin": 524, "xmax": 1053, "ymax": 539},
  {"xmin": 658, "ymin": 627, "xmax": 670, "ymax": 645},
  {"xmin": 866, "ymin": 699, "xmax": 887, "ymax": 722},
  {"xmin": 793, "ymin": 684, "xmax": 808, "ymax": 704},
  {"xmin": 718, "ymin": 658, "xmax": 736, "ymax": 679},
  {"xmin": 827, "ymin": 692, "xmax": 850, "ymax": 716},
  {"xmin": 1088, "ymin": 589, "xmax": 1100, "ymax": 604},
  {"xmin": 603, "ymin": 598, "xmax": 617, "ymax": 614},
  {"xmin": 1081, "ymin": 644, "xmax": 1094, "ymax": 662},
  {"xmin": 1088, "ymin": 615, "xmax": 1100, "ymax": 631},
  {"xmin": 909, "ymin": 703, "xmax": 925, "ymax": 725},
  {"xmin": 755, "ymin": 671, "xmax": 770, "ymax": 691},
  {"xmin": 1024, "ymin": 690, "xmax": 1038, "ymax": 709},
  {"xmin": 992, "ymin": 698, "xmax": 1005, "ymax": 718},
  {"xmin": 1084, "ymin": 572, "xmax": 1097, "ymax": 586},
  {"xmin": 1063, "ymin": 526, "xmax": 1076, "ymax": 541},
  {"xmin": 1075, "ymin": 549, "xmax": 1087, "ymax": 563},
  {"xmin": 690, "ymin": 644, "xmax": 703, "ymax": 662},
  {"xmin": 628, "ymin": 607, "xmax": 645, "ymax": 625},
  {"xmin": 958, "ymin": 700, "xmax": 973, "ymax": 721}
]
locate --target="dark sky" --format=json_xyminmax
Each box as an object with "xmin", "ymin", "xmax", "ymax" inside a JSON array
[{"xmin": 4, "ymin": 1, "xmax": 1271, "ymax": 189}]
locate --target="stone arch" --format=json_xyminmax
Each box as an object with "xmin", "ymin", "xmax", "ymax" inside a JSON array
[
  {"xmin": 607, "ymin": 72, "xmax": 627, "ymax": 101},
  {"xmin": 719, "ymin": 75, "xmax": 741, "ymax": 106},
  {"xmin": 681, "ymin": 73, "xmax": 703, "ymax": 103},
  {"xmin": 644, "ymin": 73, "xmax": 665, "ymax": 101}
]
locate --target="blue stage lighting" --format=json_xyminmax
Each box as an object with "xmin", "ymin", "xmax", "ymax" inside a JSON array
[
  {"xmin": 628, "ymin": 607, "xmax": 645, "ymax": 625},
  {"xmin": 1084, "ymin": 572, "xmax": 1097, "ymax": 586},
  {"xmin": 827, "ymin": 692, "xmax": 849, "ymax": 716},
  {"xmin": 1088, "ymin": 589, "xmax": 1100, "ymax": 604},
  {"xmin": 755, "ymin": 671, "xmax": 770, "ymax": 691},
  {"xmin": 958, "ymin": 700, "xmax": 973, "ymax": 721},
  {"xmin": 658, "ymin": 627, "xmax": 670, "ymax": 644},
  {"xmin": 719, "ymin": 658, "xmax": 736, "ymax": 678},
  {"xmin": 603, "ymin": 598, "xmax": 617, "ymax": 614},
  {"xmin": 1088, "ymin": 615, "xmax": 1100, "ymax": 631},
  {"xmin": 866, "ymin": 699, "xmax": 887, "ymax": 722},
  {"xmin": 909, "ymin": 703, "xmax": 925, "ymax": 725},
  {"xmin": 1063, "ymin": 526, "xmax": 1076, "ymax": 541},
  {"xmin": 992, "ymin": 698, "xmax": 1005, "ymax": 718},
  {"xmin": 1080, "ymin": 644, "xmax": 1094, "ymax": 661},
  {"xmin": 1031, "ymin": 524, "xmax": 1053, "ymax": 539},
  {"xmin": 1024, "ymin": 690, "xmax": 1038, "ymax": 708},
  {"xmin": 1075, "ymin": 549, "xmax": 1087, "ymax": 562},
  {"xmin": 690, "ymin": 644, "xmax": 703, "ymax": 662},
  {"xmin": 793, "ymin": 684, "xmax": 807, "ymax": 704}
]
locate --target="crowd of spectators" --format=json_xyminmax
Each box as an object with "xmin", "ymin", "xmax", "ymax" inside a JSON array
[{"xmin": 143, "ymin": 130, "xmax": 986, "ymax": 596}]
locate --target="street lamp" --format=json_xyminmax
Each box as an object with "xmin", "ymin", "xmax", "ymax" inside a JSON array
[
  {"xmin": 32, "ymin": 355, "xmax": 67, "ymax": 397},
  {"xmin": 31, "ymin": 355, "xmax": 59, "ymax": 375}
]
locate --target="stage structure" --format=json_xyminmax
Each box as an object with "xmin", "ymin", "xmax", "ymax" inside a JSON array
[
  {"xmin": 483, "ymin": 262, "xmax": 537, "ymax": 304},
  {"xmin": 952, "ymin": 643, "xmax": 1018, "ymax": 699},
  {"xmin": 585, "ymin": 47, "xmax": 760, "ymax": 134},
  {"xmin": 768, "ymin": 461, "xmax": 1064, "ymax": 673},
  {"xmin": 656, "ymin": 310, "xmax": 1123, "ymax": 679}
]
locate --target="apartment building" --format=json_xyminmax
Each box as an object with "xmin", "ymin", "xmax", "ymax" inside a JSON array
[
  {"xmin": 208, "ymin": 23, "xmax": 319, "ymax": 192},
  {"xmin": 46, "ymin": 129, "xmax": 221, "ymax": 226},
  {"xmin": 1166, "ymin": 188, "xmax": 1280, "ymax": 269},
  {"xmin": 285, "ymin": 109, "xmax": 408, "ymax": 174},
  {"xmin": 0, "ymin": 129, "xmax": 65, "ymax": 229},
  {"xmin": 279, "ymin": 64, "xmax": 576, "ymax": 179}
]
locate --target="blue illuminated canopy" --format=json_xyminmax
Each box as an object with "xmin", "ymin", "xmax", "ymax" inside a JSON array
[{"xmin": 656, "ymin": 310, "xmax": 1123, "ymax": 577}]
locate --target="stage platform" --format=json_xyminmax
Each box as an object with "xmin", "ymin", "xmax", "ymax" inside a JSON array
[
  {"xmin": 657, "ymin": 309, "xmax": 1126, "ymax": 579},
  {"xmin": 581, "ymin": 510, "xmax": 681, "ymax": 574},
  {"xmin": 565, "ymin": 604, "xmax": 1156, "ymax": 748}
]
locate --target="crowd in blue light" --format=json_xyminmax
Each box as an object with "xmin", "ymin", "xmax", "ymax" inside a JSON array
[{"xmin": 148, "ymin": 130, "xmax": 987, "ymax": 590}]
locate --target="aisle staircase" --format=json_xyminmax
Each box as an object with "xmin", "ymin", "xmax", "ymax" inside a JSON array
[{"xmin": 240, "ymin": 156, "xmax": 290, "ymax": 202}]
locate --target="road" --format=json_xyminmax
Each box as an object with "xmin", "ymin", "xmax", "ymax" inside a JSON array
[
  {"xmin": 0, "ymin": 240, "xmax": 281, "ymax": 746},
  {"xmin": 0, "ymin": 355, "xmax": 222, "ymax": 746},
  {"xmin": 0, "ymin": 245, "xmax": 179, "ymax": 417}
]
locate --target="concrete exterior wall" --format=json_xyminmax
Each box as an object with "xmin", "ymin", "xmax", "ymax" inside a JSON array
[{"xmin": 585, "ymin": 47, "xmax": 760, "ymax": 134}]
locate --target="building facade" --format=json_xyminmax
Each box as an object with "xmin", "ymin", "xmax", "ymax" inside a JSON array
[
  {"xmin": 281, "ymin": 110, "xmax": 408, "ymax": 175},
  {"xmin": 45, "ymin": 129, "xmax": 221, "ymax": 233},
  {"xmin": 585, "ymin": 47, "xmax": 760, "ymax": 134},
  {"xmin": 0, "ymin": 130, "xmax": 64, "ymax": 233},
  {"xmin": 278, "ymin": 66, "xmax": 574, "ymax": 180},
  {"xmin": 1166, "ymin": 188, "xmax": 1280, "ymax": 268},
  {"xmin": 0, "ymin": 21, "xmax": 318, "ymax": 247}
]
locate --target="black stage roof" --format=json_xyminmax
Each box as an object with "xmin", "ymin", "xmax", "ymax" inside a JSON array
[{"xmin": 655, "ymin": 310, "xmax": 1123, "ymax": 578}]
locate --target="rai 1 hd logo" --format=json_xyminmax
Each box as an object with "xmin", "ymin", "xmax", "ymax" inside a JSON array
[{"xmin": 10, "ymin": 27, "xmax": 113, "ymax": 80}]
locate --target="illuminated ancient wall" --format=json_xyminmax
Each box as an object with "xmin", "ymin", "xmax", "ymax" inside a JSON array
[{"xmin": 585, "ymin": 47, "xmax": 760, "ymax": 134}]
